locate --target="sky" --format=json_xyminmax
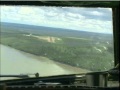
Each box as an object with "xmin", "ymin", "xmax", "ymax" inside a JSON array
[{"xmin": 0, "ymin": 5, "xmax": 113, "ymax": 34}]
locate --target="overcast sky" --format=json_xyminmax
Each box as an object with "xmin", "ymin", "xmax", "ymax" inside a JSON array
[{"xmin": 1, "ymin": 6, "xmax": 113, "ymax": 34}]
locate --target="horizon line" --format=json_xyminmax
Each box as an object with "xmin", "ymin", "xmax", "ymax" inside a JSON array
[{"xmin": 1, "ymin": 21, "xmax": 112, "ymax": 34}]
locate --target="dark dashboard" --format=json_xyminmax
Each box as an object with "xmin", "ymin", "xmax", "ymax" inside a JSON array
[{"xmin": 0, "ymin": 72, "xmax": 119, "ymax": 90}]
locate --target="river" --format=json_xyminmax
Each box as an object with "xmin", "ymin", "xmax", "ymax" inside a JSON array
[{"xmin": 0, "ymin": 44, "xmax": 89, "ymax": 79}]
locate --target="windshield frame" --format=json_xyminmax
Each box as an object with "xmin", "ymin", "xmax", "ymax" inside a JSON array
[{"xmin": 0, "ymin": 1, "xmax": 119, "ymax": 77}]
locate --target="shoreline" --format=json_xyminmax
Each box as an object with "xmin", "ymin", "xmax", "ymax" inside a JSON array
[{"xmin": 1, "ymin": 44, "xmax": 90, "ymax": 74}]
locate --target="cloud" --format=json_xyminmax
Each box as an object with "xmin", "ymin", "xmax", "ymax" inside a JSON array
[
  {"xmin": 18, "ymin": 7, "xmax": 35, "ymax": 15},
  {"xmin": 90, "ymin": 11, "xmax": 103, "ymax": 16},
  {"xmin": 0, "ymin": 6, "xmax": 112, "ymax": 34}
]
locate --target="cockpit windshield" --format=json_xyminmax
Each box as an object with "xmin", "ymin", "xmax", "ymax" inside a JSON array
[{"xmin": 0, "ymin": 6, "xmax": 114, "ymax": 80}]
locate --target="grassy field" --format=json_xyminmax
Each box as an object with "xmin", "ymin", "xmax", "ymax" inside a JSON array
[{"xmin": 1, "ymin": 22, "xmax": 114, "ymax": 71}]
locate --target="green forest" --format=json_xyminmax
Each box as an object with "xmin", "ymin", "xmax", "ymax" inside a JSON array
[{"xmin": 0, "ymin": 22, "xmax": 114, "ymax": 71}]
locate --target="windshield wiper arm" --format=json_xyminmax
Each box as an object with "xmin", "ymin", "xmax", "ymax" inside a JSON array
[
  {"xmin": 0, "ymin": 75, "xmax": 29, "ymax": 78},
  {"xmin": 0, "ymin": 73, "xmax": 39, "ymax": 79}
]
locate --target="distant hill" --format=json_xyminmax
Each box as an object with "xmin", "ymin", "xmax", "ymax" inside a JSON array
[{"xmin": 1, "ymin": 22, "xmax": 112, "ymax": 40}]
